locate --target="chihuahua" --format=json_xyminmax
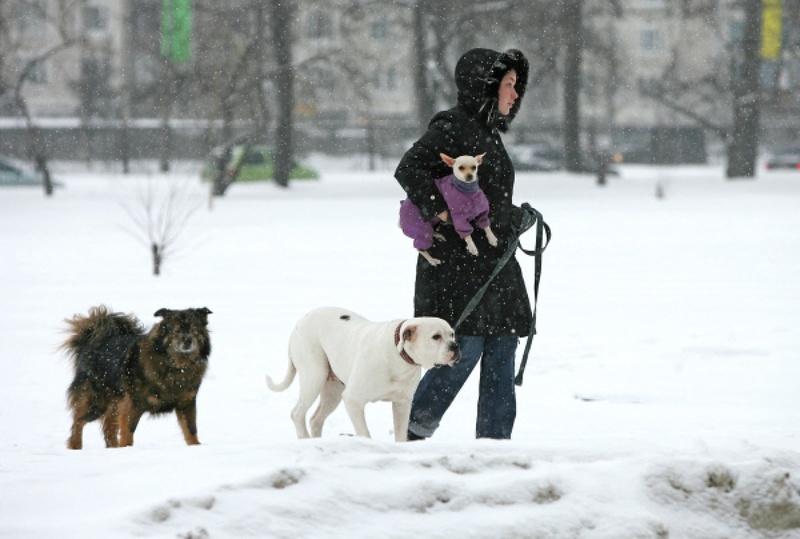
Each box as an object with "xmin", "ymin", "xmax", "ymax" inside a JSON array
[{"xmin": 399, "ymin": 153, "xmax": 497, "ymax": 266}]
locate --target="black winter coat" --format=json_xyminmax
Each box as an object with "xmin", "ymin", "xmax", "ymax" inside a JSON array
[{"xmin": 395, "ymin": 48, "xmax": 533, "ymax": 337}]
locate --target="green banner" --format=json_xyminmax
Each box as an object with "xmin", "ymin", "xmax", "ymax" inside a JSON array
[{"xmin": 161, "ymin": 0, "xmax": 192, "ymax": 64}]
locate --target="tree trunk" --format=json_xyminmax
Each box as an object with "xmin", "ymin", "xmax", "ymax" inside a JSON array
[
  {"xmin": 271, "ymin": 0, "xmax": 294, "ymax": 188},
  {"xmin": 151, "ymin": 243, "xmax": 162, "ymax": 276},
  {"xmin": 120, "ymin": 121, "xmax": 131, "ymax": 174},
  {"xmin": 212, "ymin": 106, "xmax": 236, "ymax": 197},
  {"xmin": 726, "ymin": 0, "xmax": 762, "ymax": 179},
  {"xmin": 563, "ymin": 0, "xmax": 583, "ymax": 173},
  {"xmin": 159, "ymin": 63, "xmax": 172, "ymax": 173},
  {"xmin": 413, "ymin": 3, "xmax": 435, "ymax": 132},
  {"xmin": 34, "ymin": 149, "xmax": 54, "ymax": 196},
  {"xmin": 254, "ymin": 2, "xmax": 271, "ymax": 145},
  {"xmin": 17, "ymin": 96, "xmax": 54, "ymax": 196},
  {"xmin": 120, "ymin": 0, "xmax": 133, "ymax": 175}
]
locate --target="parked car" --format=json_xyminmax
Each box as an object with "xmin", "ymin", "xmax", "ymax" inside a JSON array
[
  {"xmin": 200, "ymin": 145, "xmax": 319, "ymax": 183},
  {"xmin": 765, "ymin": 145, "xmax": 800, "ymax": 170},
  {"xmin": 0, "ymin": 154, "xmax": 60, "ymax": 187},
  {"xmin": 506, "ymin": 144, "xmax": 561, "ymax": 172},
  {"xmin": 507, "ymin": 143, "xmax": 619, "ymax": 175}
]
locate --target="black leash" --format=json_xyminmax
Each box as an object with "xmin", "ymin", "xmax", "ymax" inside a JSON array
[{"xmin": 452, "ymin": 203, "xmax": 551, "ymax": 386}]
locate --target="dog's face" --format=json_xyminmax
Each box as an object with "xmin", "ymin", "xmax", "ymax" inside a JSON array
[
  {"xmin": 153, "ymin": 307, "xmax": 212, "ymax": 367},
  {"xmin": 398, "ymin": 317, "xmax": 460, "ymax": 369},
  {"xmin": 440, "ymin": 153, "xmax": 486, "ymax": 184}
]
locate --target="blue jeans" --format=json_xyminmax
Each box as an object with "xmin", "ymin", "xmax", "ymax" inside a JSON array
[{"xmin": 408, "ymin": 335, "xmax": 518, "ymax": 439}]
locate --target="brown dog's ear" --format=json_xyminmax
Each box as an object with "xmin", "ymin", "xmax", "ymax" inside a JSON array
[
  {"xmin": 398, "ymin": 322, "xmax": 417, "ymax": 354},
  {"xmin": 402, "ymin": 325, "xmax": 416, "ymax": 343},
  {"xmin": 154, "ymin": 308, "xmax": 171, "ymax": 318},
  {"xmin": 440, "ymin": 153, "xmax": 455, "ymax": 167},
  {"xmin": 476, "ymin": 152, "xmax": 487, "ymax": 164}
]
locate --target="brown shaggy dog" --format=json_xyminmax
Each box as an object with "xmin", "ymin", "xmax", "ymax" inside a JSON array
[{"xmin": 61, "ymin": 305, "xmax": 212, "ymax": 449}]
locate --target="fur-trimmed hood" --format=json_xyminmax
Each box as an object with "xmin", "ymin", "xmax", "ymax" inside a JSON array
[{"xmin": 455, "ymin": 48, "xmax": 529, "ymax": 133}]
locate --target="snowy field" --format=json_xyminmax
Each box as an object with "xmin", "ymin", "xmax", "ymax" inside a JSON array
[{"xmin": 1, "ymin": 155, "xmax": 799, "ymax": 538}]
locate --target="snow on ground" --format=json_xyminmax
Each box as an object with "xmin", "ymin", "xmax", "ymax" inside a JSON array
[{"xmin": 0, "ymin": 156, "xmax": 799, "ymax": 538}]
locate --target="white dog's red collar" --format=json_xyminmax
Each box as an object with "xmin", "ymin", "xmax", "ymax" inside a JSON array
[{"xmin": 394, "ymin": 322, "xmax": 418, "ymax": 365}]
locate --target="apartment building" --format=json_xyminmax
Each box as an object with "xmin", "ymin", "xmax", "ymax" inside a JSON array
[{"xmin": 1, "ymin": 0, "xmax": 797, "ymax": 155}]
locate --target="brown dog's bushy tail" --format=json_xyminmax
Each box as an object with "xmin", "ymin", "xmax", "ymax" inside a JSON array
[
  {"xmin": 60, "ymin": 305, "xmax": 144, "ymax": 367},
  {"xmin": 266, "ymin": 347, "xmax": 297, "ymax": 392}
]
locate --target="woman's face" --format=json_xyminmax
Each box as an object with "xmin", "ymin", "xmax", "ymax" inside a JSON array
[{"xmin": 498, "ymin": 69, "xmax": 519, "ymax": 116}]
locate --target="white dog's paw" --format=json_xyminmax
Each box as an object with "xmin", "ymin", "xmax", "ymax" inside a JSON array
[
  {"xmin": 420, "ymin": 251, "xmax": 443, "ymax": 266},
  {"xmin": 465, "ymin": 237, "xmax": 479, "ymax": 256},
  {"xmin": 485, "ymin": 228, "xmax": 498, "ymax": 247}
]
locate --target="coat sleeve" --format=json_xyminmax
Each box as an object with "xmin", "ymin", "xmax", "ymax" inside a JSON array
[{"xmin": 394, "ymin": 116, "xmax": 460, "ymax": 222}]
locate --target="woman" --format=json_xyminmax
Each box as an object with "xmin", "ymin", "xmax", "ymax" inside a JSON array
[{"xmin": 394, "ymin": 48, "xmax": 532, "ymax": 440}]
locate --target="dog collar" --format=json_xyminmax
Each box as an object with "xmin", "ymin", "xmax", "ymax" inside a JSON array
[
  {"xmin": 451, "ymin": 175, "xmax": 480, "ymax": 193},
  {"xmin": 394, "ymin": 322, "xmax": 418, "ymax": 365}
]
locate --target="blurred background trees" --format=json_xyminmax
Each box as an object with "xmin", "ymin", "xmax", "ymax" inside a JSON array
[{"xmin": 1, "ymin": 0, "xmax": 799, "ymax": 194}]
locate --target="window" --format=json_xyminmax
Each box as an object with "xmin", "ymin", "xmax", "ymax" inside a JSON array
[
  {"xmin": 729, "ymin": 19, "xmax": 744, "ymax": 53},
  {"xmin": 313, "ymin": 68, "xmax": 335, "ymax": 92},
  {"xmin": 307, "ymin": 12, "xmax": 332, "ymax": 40},
  {"xmin": 372, "ymin": 67, "xmax": 397, "ymax": 91},
  {"xmin": 83, "ymin": 6, "xmax": 109, "ymax": 32},
  {"xmin": 639, "ymin": 29, "xmax": 664, "ymax": 54},
  {"xmin": 371, "ymin": 19, "xmax": 388, "ymax": 41},
  {"xmin": 242, "ymin": 150, "xmax": 266, "ymax": 165},
  {"xmin": 386, "ymin": 67, "xmax": 396, "ymax": 91},
  {"xmin": 15, "ymin": 1, "xmax": 47, "ymax": 32},
  {"xmin": 638, "ymin": 77, "xmax": 662, "ymax": 99}
]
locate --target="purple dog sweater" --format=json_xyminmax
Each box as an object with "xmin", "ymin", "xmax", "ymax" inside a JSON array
[{"xmin": 399, "ymin": 174, "xmax": 491, "ymax": 250}]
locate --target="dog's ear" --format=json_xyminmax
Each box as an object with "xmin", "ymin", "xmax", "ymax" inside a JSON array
[
  {"xmin": 154, "ymin": 308, "xmax": 171, "ymax": 318},
  {"xmin": 194, "ymin": 307, "xmax": 212, "ymax": 324},
  {"xmin": 401, "ymin": 324, "xmax": 417, "ymax": 348},
  {"xmin": 439, "ymin": 153, "xmax": 455, "ymax": 167},
  {"xmin": 476, "ymin": 152, "xmax": 487, "ymax": 165},
  {"xmin": 398, "ymin": 322, "xmax": 417, "ymax": 354}
]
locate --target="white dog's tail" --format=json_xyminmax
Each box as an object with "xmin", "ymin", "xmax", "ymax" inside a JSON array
[{"xmin": 266, "ymin": 352, "xmax": 296, "ymax": 392}]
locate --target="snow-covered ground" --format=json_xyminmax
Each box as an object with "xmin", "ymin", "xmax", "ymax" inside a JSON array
[{"xmin": 1, "ymin": 156, "xmax": 799, "ymax": 538}]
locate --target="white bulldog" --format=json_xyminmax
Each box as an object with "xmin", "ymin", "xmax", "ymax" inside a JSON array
[{"xmin": 267, "ymin": 307, "xmax": 459, "ymax": 442}]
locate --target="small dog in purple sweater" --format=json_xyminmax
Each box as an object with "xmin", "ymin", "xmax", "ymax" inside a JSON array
[{"xmin": 399, "ymin": 153, "xmax": 498, "ymax": 266}]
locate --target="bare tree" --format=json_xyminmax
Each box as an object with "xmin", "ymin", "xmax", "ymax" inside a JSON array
[
  {"xmin": 486, "ymin": 1, "xmax": 622, "ymax": 171},
  {"xmin": 122, "ymin": 176, "xmax": 201, "ymax": 276},
  {"xmin": 1, "ymin": 0, "xmax": 86, "ymax": 195},
  {"xmin": 635, "ymin": 0, "xmax": 765, "ymax": 179},
  {"xmin": 189, "ymin": 1, "xmax": 276, "ymax": 195}
]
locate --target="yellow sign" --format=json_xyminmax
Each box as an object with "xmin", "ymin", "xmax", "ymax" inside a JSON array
[{"xmin": 761, "ymin": 0, "xmax": 782, "ymax": 60}]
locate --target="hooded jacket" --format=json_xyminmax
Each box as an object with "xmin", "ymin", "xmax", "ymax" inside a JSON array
[{"xmin": 394, "ymin": 48, "xmax": 533, "ymax": 336}]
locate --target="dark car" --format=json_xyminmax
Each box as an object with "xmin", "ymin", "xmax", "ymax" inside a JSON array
[
  {"xmin": 507, "ymin": 143, "xmax": 619, "ymax": 175},
  {"xmin": 507, "ymin": 144, "xmax": 561, "ymax": 172},
  {"xmin": 0, "ymin": 154, "xmax": 57, "ymax": 187},
  {"xmin": 765, "ymin": 145, "xmax": 800, "ymax": 170}
]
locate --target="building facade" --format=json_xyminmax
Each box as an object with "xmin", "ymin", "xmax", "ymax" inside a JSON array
[{"xmin": 1, "ymin": 0, "xmax": 798, "ymax": 158}]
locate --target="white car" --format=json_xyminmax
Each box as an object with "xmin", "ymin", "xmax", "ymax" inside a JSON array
[{"xmin": 0, "ymin": 154, "xmax": 57, "ymax": 187}]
